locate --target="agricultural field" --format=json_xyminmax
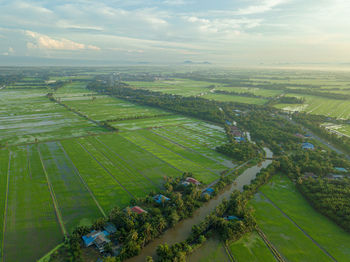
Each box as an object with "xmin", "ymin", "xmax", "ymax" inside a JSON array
[
  {"xmin": 0, "ymin": 114, "xmax": 232, "ymax": 261},
  {"xmin": 251, "ymin": 174, "xmax": 350, "ymax": 262},
  {"xmin": 125, "ymin": 78, "xmax": 220, "ymax": 96},
  {"xmin": 321, "ymin": 123, "xmax": 350, "ymax": 137},
  {"xmin": 0, "ymin": 89, "xmax": 105, "ymax": 146},
  {"xmin": 215, "ymin": 86, "xmax": 283, "ymax": 98},
  {"xmin": 275, "ymin": 94, "xmax": 350, "ymax": 119},
  {"xmin": 5, "ymin": 76, "xmax": 47, "ymax": 89},
  {"xmin": 59, "ymin": 94, "xmax": 171, "ymax": 122},
  {"xmin": 228, "ymin": 232, "xmax": 277, "ymax": 262},
  {"xmin": 202, "ymin": 93, "xmax": 268, "ymax": 105},
  {"xmin": 187, "ymin": 238, "xmax": 230, "ymax": 262}
]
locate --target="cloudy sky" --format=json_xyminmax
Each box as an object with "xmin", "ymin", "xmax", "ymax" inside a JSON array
[{"xmin": 0, "ymin": 0, "xmax": 349, "ymax": 65}]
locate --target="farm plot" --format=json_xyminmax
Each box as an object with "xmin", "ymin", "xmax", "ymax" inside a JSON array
[
  {"xmin": 60, "ymin": 95, "xmax": 171, "ymax": 122},
  {"xmin": 187, "ymin": 238, "xmax": 230, "ymax": 262},
  {"xmin": 180, "ymin": 122, "xmax": 228, "ymax": 143},
  {"xmin": 60, "ymin": 139, "xmax": 132, "ymax": 212},
  {"xmin": 257, "ymin": 174, "xmax": 350, "ymax": 261},
  {"xmin": 111, "ymin": 115, "xmax": 198, "ymax": 131},
  {"xmin": 0, "ymin": 149, "xmax": 9, "ymax": 260},
  {"xmin": 250, "ymin": 193, "xmax": 330, "ymax": 262},
  {"xmin": 6, "ymin": 77, "xmax": 47, "ymax": 89},
  {"xmin": 275, "ymin": 94, "xmax": 350, "ymax": 119},
  {"xmin": 151, "ymin": 127, "xmax": 234, "ymax": 168},
  {"xmin": 78, "ymin": 137, "xmax": 158, "ymax": 196},
  {"xmin": 53, "ymin": 81, "xmax": 92, "ymax": 98},
  {"xmin": 136, "ymin": 130, "xmax": 226, "ymax": 173},
  {"xmin": 121, "ymin": 130, "xmax": 222, "ymax": 183},
  {"xmin": 0, "ymin": 89, "xmax": 104, "ymax": 146},
  {"xmin": 125, "ymin": 78, "xmax": 220, "ymax": 97},
  {"xmin": 3, "ymin": 146, "xmax": 62, "ymax": 262},
  {"xmin": 202, "ymin": 93, "xmax": 268, "ymax": 105},
  {"xmin": 215, "ymin": 86, "xmax": 283, "ymax": 98},
  {"xmin": 95, "ymin": 134, "xmax": 181, "ymax": 184},
  {"xmin": 38, "ymin": 142, "xmax": 102, "ymax": 233},
  {"xmin": 228, "ymin": 231, "xmax": 277, "ymax": 262}
]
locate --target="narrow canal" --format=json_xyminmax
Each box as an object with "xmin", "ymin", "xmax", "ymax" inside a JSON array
[{"xmin": 127, "ymin": 148, "xmax": 273, "ymax": 262}]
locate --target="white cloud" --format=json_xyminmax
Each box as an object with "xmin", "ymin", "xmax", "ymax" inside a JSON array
[
  {"xmin": 235, "ymin": 0, "xmax": 288, "ymax": 15},
  {"xmin": 163, "ymin": 0, "xmax": 187, "ymax": 6},
  {"xmin": 2, "ymin": 47, "xmax": 14, "ymax": 56},
  {"xmin": 25, "ymin": 31, "xmax": 100, "ymax": 51}
]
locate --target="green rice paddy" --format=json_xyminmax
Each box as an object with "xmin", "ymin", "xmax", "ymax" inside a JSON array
[
  {"xmin": 0, "ymin": 84, "xmax": 233, "ymax": 261},
  {"xmin": 251, "ymin": 174, "xmax": 350, "ymax": 262},
  {"xmin": 228, "ymin": 232, "xmax": 277, "ymax": 262}
]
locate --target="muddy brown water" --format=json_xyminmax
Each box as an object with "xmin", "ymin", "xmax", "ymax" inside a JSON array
[{"xmin": 126, "ymin": 148, "xmax": 273, "ymax": 262}]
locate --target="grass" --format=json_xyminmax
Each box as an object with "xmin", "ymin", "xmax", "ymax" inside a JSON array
[
  {"xmin": 251, "ymin": 193, "xmax": 330, "ymax": 262},
  {"xmin": 228, "ymin": 231, "xmax": 277, "ymax": 262},
  {"xmin": 96, "ymin": 134, "xmax": 181, "ymax": 184},
  {"xmin": 38, "ymin": 142, "xmax": 102, "ymax": 233},
  {"xmin": 258, "ymin": 174, "xmax": 350, "ymax": 261},
  {"xmin": 152, "ymin": 127, "xmax": 233, "ymax": 168},
  {"xmin": 60, "ymin": 95, "xmax": 170, "ymax": 122},
  {"xmin": 202, "ymin": 93, "xmax": 268, "ymax": 105},
  {"xmin": 60, "ymin": 139, "xmax": 132, "ymax": 212},
  {"xmin": 0, "ymin": 149, "xmax": 9, "ymax": 261},
  {"xmin": 77, "ymin": 137, "xmax": 157, "ymax": 198},
  {"xmin": 125, "ymin": 78, "xmax": 220, "ymax": 97},
  {"xmin": 187, "ymin": 238, "xmax": 230, "ymax": 262},
  {"xmin": 110, "ymin": 115, "xmax": 197, "ymax": 131},
  {"xmin": 275, "ymin": 94, "xmax": 350, "ymax": 119},
  {"xmin": 121, "ymin": 130, "xmax": 220, "ymax": 184},
  {"xmin": 4, "ymin": 146, "xmax": 62, "ymax": 262}
]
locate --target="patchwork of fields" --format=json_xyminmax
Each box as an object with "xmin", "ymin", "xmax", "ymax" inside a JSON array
[
  {"xmin": 250, "ymin": 174, "xmax": 350, "ymax": 262},
  {"xmin": 0, "ymin": 115, "xmax": 233, "ymax": 261},
  {"xmin": 125, "ymin": 71, "xmax": 350, "ymax": 119}
]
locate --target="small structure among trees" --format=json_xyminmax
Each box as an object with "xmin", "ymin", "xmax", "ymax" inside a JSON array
[{"xmin": 82, "ymin": 230, "xmax": 111, "ymax": 253}]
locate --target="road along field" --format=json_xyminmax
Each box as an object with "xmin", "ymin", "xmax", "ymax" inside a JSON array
[{"xmin": 250, "ymin": 174, "xmax": 350, "ymax": 262}]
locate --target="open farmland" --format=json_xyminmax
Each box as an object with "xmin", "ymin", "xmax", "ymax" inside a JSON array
[
  {"xmin": 125, "ymin": 78, "xmax": 220, "ymax": 96},
  {"xmin": 58, "ymin": 94, "xmax": 171, "ymax": 122},
  {"xmin": 275, "ymin": 94, "xmax": 350, "ymax": 119},
  {"xmin": 0, "ymin": 89, "xmax": 105, "ymax": 146},
  {"xmin": 251, "ymin": 174, "xmax": 350, "ymax": 262},
  {"xmin": 228, "ymin": 232, "xmax": 277, "ymax": 262},
  {"xmin": 202, "ymin": 93, "xmax": 268, "ymax": 105},
  {"xmin": 0, "ymin": 112, "xmax": 233, "ymax": 261},
  {"xmin": 187, "ymin": 238, "xmax": 230, "ymax": 262}
]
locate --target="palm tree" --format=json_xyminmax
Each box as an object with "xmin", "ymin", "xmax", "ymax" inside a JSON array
[{"xmin": 157, "ymin": 217, "xmax": 167, "ymax": 233}]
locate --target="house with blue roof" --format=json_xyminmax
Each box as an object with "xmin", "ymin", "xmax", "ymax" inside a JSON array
[
  {"xmin": 234, "ymin": 137, "xmax": 245, "ymax": 143},
  {"xmin": 104, "ymin": 222, "xmax": 117, "ymax": 234},
  {"xmin": 225, "ymin": 120, "xmax": 232, "ymax": 125},
  {"xmin": 203, "ymin": 188, "xmax": 214, "ymax": 196},
  {"xmin": 335, "ymin": 167, "xmax": 347, "ymax": 173},
  {"xmin": 302, "ymin": 142, "xmax": 314, "ymax": 150},
  {"xmin": 153, "ymin": 194, "xmax": 170, "ymax": 204},
  {"xmin": 82, "ymin": 230, "xmax": 111, "ymax": 253},
  {"xmin": 224, "ymin": 215, "xmax": 241, "ymax": 221}
]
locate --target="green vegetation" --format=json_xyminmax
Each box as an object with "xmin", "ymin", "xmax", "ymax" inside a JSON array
[
  {"xmin": 252, "ymin": 174, "xmax": 350, "ymax": 261},
  {"xmin": 228, "ymin": 232, "xmax": 277, "ymax": 262}
]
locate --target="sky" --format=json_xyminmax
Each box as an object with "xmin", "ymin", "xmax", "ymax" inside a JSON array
[{"xmin": 0, "ymin": 0, "xmax": 350, "ymax": 65}]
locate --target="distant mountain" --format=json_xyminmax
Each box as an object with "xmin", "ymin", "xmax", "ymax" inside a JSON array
[{"xmin": 183, "ymin": 60, "xmax": 211, "ymax": 65}]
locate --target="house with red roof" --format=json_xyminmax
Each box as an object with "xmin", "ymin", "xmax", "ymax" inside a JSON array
[{"xmin": 131, "ymin": 206, "xmax": 147, "ymax": 214}]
